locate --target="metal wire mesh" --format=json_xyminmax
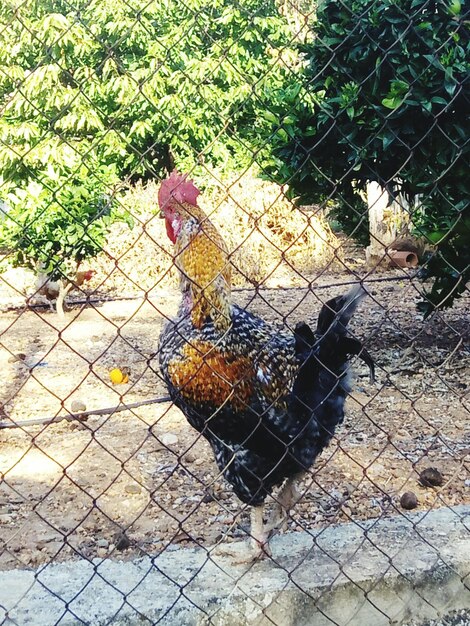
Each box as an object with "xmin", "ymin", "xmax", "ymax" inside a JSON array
[{"xmin": 0, "ymin": 0, "xmax": 469, "ymax": 624}]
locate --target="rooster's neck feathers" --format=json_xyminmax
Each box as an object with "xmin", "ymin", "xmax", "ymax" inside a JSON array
[{"xmin": 174, "ymin": 203, "xmax": 232, "ymax": 332}]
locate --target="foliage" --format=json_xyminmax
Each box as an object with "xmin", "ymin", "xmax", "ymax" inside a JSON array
[
  {"xmin": 0, "ymin": 0, "xmax": 295, "ymax": 276},
  {"xmin": 0, "ymin": 0, "xmax": 294, "ymax": 182},
  {"xmin": 0, "ymin": 165, "xmax": 132, "ymax": 280},
  {"xmin": 261, "ymin": 0, "xmax": 469, "ymax": 314}
]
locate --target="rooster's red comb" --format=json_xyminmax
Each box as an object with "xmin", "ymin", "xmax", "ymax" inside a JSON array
[{"xmin": 158, "ymin": 171, "xmax": 200, "ymax": 210}]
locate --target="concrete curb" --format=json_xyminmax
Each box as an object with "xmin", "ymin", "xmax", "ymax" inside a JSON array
[{"xmin": 1, "ymin": 505, "xmax": 469, "ymax": 625}]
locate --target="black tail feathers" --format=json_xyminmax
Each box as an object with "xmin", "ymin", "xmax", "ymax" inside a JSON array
[
  {"xmin": 316, "ymin": 285, "xmax": 367, "ymax": 337},
  {"xmin": 295, "ymin": 285, "xmax": 375, "ymax": 382}
]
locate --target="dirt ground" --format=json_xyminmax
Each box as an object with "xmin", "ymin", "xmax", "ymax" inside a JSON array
[{"xmin": 0, "ymin": 269, "xmax": 468, "ymax": 571}]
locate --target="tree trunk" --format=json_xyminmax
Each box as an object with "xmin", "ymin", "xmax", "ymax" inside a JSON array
[{"xmin": 365, "ymin": 182, "xmax": 411, "ymax": 266}]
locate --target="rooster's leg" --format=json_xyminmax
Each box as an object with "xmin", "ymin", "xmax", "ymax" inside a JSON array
[
  {"xmin": 268, "ymin": 473, "xmax": 303, "ymax": 534},
  {"xmin": 213, "ymin": 505, "xmax": 270, "ymax": 563},
  {"xmin": 249, "ymin": 505, "xmax": 271, "ymax": 558},
  {"xmin": 56, "ymin": 282, "xmax": 72, "ymax": 317}
]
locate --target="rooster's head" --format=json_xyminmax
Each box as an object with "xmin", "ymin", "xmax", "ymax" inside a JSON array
[
  {"xmin": 83, "ymin": 269, "xmax": 95, "ymax": 281},
  {"xmin": 158, "ymin": 171, "xmax": 201, "ymax": 243}
]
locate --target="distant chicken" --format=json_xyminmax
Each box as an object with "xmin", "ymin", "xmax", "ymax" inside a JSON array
[
  {"xmin": 35, "ymin": 269, "xmax": 94, "ymax": 316},
  {"xmin": 158, "ymin": 171, "xmax": 374, "ymax": 560}
]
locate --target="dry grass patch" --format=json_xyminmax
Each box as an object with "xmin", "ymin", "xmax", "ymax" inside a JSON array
[{"xmin": 91, "ymin": 171, "xmax": 339, "ymax": 296}]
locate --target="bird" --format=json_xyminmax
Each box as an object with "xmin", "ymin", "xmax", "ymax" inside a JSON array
[
  {"xmin": 158, "ymin": 171, "xmax": 374, "ymax": 560},
  {"xmin": 34, "ymin": 268, "xmax": 95, "ymax": 316}
]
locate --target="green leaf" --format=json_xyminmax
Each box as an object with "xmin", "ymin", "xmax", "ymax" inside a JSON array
[
  {"xmin": 448, "ymin": 0, "xmax": 461, "ymax": 15},
  {"xmin": 381, "ymin": 97, "xmax": 404, "ymax": 109},
  {"xmin": 382, "ymin": 135, "xmax": 394, "ymax": 150},
  {"xmin": 426, "ymin": 231, "xmax": 448, "ymax": 244},
  {"xmin": 263, "ymin": 111, "xmax": 278, "ymax": 124}
]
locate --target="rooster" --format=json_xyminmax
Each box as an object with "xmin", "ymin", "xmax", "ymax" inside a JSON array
[
  {"xmin": 158, "ymin": 171, "xmax": 374, "ymax": 560},
  {"xmin": 34, "ymin": 268, "xmax": 95, "ymax": 316}
]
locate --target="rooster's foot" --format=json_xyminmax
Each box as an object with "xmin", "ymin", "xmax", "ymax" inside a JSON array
[
  {"xmin": 212, "ymin": 505, "xmax": 271, "ymax": 564},
  {"xmin": 213, "ymin": 538, "xmax": 270, "ymax": 564}
]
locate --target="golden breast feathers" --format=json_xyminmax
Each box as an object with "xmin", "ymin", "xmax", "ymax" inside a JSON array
[{"xmin": 168, "ymin": 340, "xmax": 255, "ymax": 410}]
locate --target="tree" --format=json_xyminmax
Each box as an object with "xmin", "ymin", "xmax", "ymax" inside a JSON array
[
  {"xmin": 0, "ymin": 0, "xmax": 294, "ymax": 184},
  {"xmin": 0, "ymin": 0, "xmax": 296, "ymax": 279},
  {"xmin": 0, "ymin": 165, "xmax": 128, "ymax": 280},
  {"xmin": 261, "ymin": 0, "xmax": 469, "ymax": 314}
]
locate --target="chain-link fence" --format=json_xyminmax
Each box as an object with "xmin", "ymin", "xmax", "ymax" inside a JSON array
[{"xmin": 0, "ymin": 0, "xmax": 469, "ymax": 624}]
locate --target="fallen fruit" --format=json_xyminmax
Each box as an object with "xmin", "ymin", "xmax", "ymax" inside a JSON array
[
  {"xmin": 109, "ymin": 367, "xmax": 130, "ymax": 384},
  {"xmin": 400, "ymin": 491, "xmax": 418, "ymax": 510},
  {"xmin": 419, "ymin": 467, "xmax": 444, "ymax": 487}
]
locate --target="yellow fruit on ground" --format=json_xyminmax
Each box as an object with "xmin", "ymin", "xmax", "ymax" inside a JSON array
[{"xmin": 110, "ymin": 368, "xmax": 124, "ymax": 384}]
